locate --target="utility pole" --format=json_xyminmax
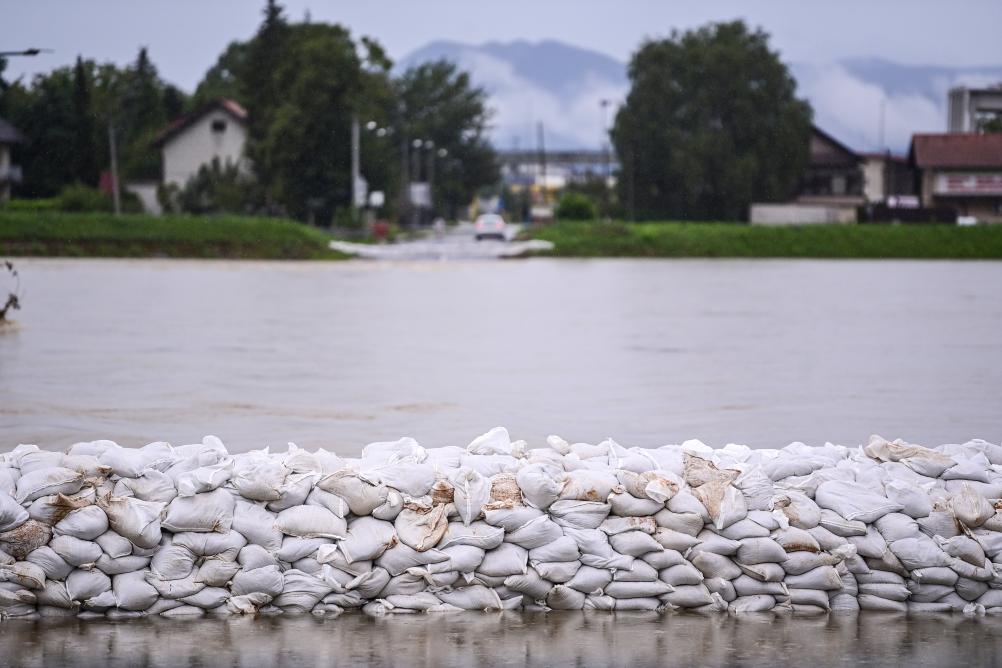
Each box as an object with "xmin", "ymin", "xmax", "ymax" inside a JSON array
[
  {"xmin": 350, "ymin": 114, "xmax": 361, "ymax": 210},
  {"xmin": 878, "ymin": 97, "xmax": 886, "ymax": 152},
  {"xmin": 537, "ymin": 122, "xmax": 547, "ymax": 205},
  {"xmin": 397, "ymin": 103, "xmax": 409, "ymax": 226},
  {"xmin": 426, "ymin": 141, "xmax": 435, "ymax": 218},
  {"xmin": 107, "ymin": 122, "xmax": 121, "ymax": 216}
]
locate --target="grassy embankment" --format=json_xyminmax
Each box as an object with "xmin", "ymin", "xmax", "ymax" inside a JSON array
[
  {"xmin": 0, "ymin": 212, "xmax": 346, "ymax": 260},
  {"xmin": 529, "ymin": 221, "xmax": 1002, "ymax": 259}
]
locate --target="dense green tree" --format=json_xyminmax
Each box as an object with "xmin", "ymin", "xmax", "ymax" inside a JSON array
[
  {"xmin": 397, "ymin": 60, "xmax": 498, "ymax": 219},
  {"xmin": 70, "ymin": 57, "xmax": 100, "ymax": 187},
  {"xmin": 612, "ymin": 21, "xmax": 812, "ymax": 221}
]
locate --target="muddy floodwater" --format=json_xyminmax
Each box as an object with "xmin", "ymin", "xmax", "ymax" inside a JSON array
[
  {"xmin": 2, "ymin": 257, "xmax": 1001, "ymax": 452},
  {"xmin": 1, "ymin": 611, "xmax": 1002, "ymax": 667}
]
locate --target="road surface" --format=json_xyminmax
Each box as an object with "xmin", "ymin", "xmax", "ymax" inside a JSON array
[{"xmin": 330, "ymin": 222, "xmax": 554, "ymax": 260}]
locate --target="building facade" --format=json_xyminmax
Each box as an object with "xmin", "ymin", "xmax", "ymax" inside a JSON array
[
  {"xmin": 154, "ymin": 99, "xmax": 249, "ymax": 188},
  {"xmin": 910, "ymin": 133, "xmax": 1002, "ymax": 222},
  {"xmin": 948, "ymin": 86, "xmax": 1002, "ymax": 133}
]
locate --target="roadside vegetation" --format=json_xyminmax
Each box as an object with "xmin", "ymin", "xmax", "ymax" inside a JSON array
[
  {"xmin": 0, "ymin": 211, "xmax": 345, "ymax": 260},
  {"xmin": 528, "ymin": 221, "xmax": 1002, "ymax": 259}
]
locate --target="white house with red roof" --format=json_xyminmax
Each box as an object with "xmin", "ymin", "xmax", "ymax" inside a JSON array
[
  {"xmin": 153, "ymin": 98, "xmax": 249, "ymax": 189},
  {"xmin": 909, "ymin": 133, "xmax": 1002, "ymax": 222}
]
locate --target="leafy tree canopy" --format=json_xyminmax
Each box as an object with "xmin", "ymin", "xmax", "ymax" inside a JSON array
[{"xmin": 612, "ymin": 20, "xmax": 812, "ymax": 221}]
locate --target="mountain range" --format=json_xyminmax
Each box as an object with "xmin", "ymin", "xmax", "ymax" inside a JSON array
[{"xmin": 399, "ymin": 40, "xmax": 1002, "ymax": 153}]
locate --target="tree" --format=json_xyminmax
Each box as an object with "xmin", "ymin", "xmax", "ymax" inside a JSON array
[
  {"xmin": 611, "ymin": 21, "xmax": 812, "ymax": 221},
  {"xmin": 397, "ymin": 60, "xmax": 498, "ymax": 219},
  {"xmin": 70, "ymin": 56, "xmax": 99, "ymax": 187}
]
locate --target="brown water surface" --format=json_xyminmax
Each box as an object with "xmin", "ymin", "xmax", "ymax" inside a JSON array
[{"xmin": 1, "ymin": 257, "xmax": 1000, "ymax": 452}]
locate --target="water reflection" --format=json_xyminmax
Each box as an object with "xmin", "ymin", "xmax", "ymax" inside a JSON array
[{"xmin": 2, "ymin": 612, "xmax": 1001, "ymax": 667}]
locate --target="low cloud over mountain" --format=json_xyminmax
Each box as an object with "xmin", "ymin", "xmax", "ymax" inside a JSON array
[{"xmin": 400, "ymin": 41, "xmax": 1002, "ymax": 154}]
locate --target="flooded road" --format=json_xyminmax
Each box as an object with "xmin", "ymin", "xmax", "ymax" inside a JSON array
[
  {"xmin": 1, "ymin": 611, "xmax": 1001, "ymax": 668},
  {"xmin": 1, "ymin": 257, "xmax": 1000, "ymax": 453}
]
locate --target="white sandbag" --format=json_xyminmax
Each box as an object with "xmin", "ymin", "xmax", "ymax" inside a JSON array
[
  {"xmin": 735, "ymin": 537, "xmax": 788, "ymax": 565},
  {"xmin": 690, "ymin": 551, "xmax": 742, "ymax": 580},
  {"xmin": 561, "ymin": 527, "xmax": 634, "ymax": 570},
  {"xmin": 814, "ymin": 480, "xmax": 904, "ymax": 524},
  {"xmin": 864, "ymin": 435, "xmax": 956, "ymax": 478},
  {"xmin": 395, "ymin": 504, "xmax": 449, "ymax": 552},
  {"xmin": 25, "ymin": 546, "xmax": 73, "ymax": 580},
  {"xmin": 772, "ymin": 527, "xmax": 821, "ymax": 553},
  {"xmin": 728, "ymin": 595, "xmax": 776, "ymax": 613},
  {"xmin": 339, "ymin": 517, "xmax": 397, "ymax": 563},
  {"xmin": 690, "ymin": 531, "xmax": 741, "ymax": 556},
  {"xmin": 950, "ymin": 484, "xmax": 995, "ymax": 528},
  {"xmin": 785, "ymin": 565, "xmax": 842, "ymax": 590},
  {"xmin": 317, "ymin": 470, "xmax": 388, "ymax": 516},
  {"xmin": 478, "ymin": 542, "xmax": 528, "ymax": 577},
  {"xmin": 874, "ymin": 513, "xmax": 920, "ymax": 542},
  {"xmin": 438, "ymin": 584, "xmax": 503, "ymax": 611},
  {"xmin": 515, "ymin": 463, "xmax": 564, "ymax": 510},
  {"xmin": 548, "ymin": 500, "xmax": 611, "ymax": 529},
  {"xmin": 172, "ymin": 530, "xmax": 246, "ymax": 560},
  {"xmin": 275, "ymin": 505, "xmax": 347, "ymax": 539},
  {"xmin": 608, "ymin": 492, "xmax": 663, "ymax": 517},
  {"xmin": 305, "ymin": 488, "xmax": 349, "ymax": 518},
  {"xmin": 112, "ymin": 570, "xmax": 158, "ymax": 611},
  {"xmin": 692, "ymin": 480, "xmax": 747, "ymax": 530},
  {"xmin": 112, "ymin": 470, "xmax": 177, "ymax": 504},
  {"xmin": 161, "ymin": 489, "xmax": 235, "ymax": 533},
  {"xmin": 771, "ymin": 490, "xmax": 821, "ymax": 529},
  {"xmin": 231, "ymin": 565, "xmax": 284, "ymax": 597},
  {"xmin": 66, "ymin": 569, "xmax": 111, "ymax": 601},
  {"xmin": 449, "ymin": 467, "xmax": 491, "ymax": 526},
  {"xmin": 150, "ymin": 544, "xmax": 197, "ymax": 580},
  {"xmin": 662, "ymin": 584, "xmax": 713, "ymax": 608},
  {"xmin": 641, "ymin": 549, "xmax": 686, "ymax": 570},
  {"xmin": 505, "ymin": 516, "xmax": 563, "ymax": 550},
  {"xmin": 97, "ymin": 495, "xmax": 164, "ymax": 549},
  {"xmin": 532, "ymin": 560, "xmax": 581, "ymax": 583},
  {"xmin": 176, "ymin": 461, "xmax": 233, "ymax": 497},
  {"xmin": 504, "ymin": 568, "xmax": 554, "ymax": 600},
  {"xmin": 653, "ymin": 509, "xmax": 704, "ymax": 536},
  {"xmin": 375, "ymin": 543, "xmax": 449, "ymax": 576},
  {"xmin": 608, "ymin": 530, "xmax": 662, "ymax": 557},
  {"xmin": 545, "ymin": 584, "xmax": 585, "ymax": 610},
  {"xmin": 15, "ymin": 468, "xmax": 84, "ymax": 504},
  {"xmin": 49, "ymin": 535, "xmax": 101, "ymax": 567},
  {"xmin": 604, "ymin": 580, "xmax": 672, "ymax": 599},
  {"xmin": 229, "ymin": 455, "xmax": 287, "ymax": 501},
  {"xmin": 52, "ymin": 506, "xmax": 108, "ymax": 541},
  {"xmin": 270, "ymin": 570, "xmax": 332, "ymax": 610},
  {"xmin": 883, "ymin": 479, "xmax": 933, "ymax": 519},
  {"xmin": 95, "ymin": 554, "xmax": 150, "ymax": 576},
  {"xmin": 230, "ymin": 501, "xmax": 283, "ymax": 552},
  {"xmin": 652, "ymin": 528, "xmax": 701, "ymax": 552},
  {"xmin": 659, "ymin": 563, "xmax": 704, "ymax": 587},
  {"xmin": 527, "ymin": 535, "xmax": 579, "ymax": 563},
  {"xmin": 0, "ymin": 490, "xmax": 29, "ymax": 533}
]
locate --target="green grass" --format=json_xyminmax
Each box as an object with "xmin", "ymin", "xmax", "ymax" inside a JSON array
[
  {"xmin": 0, "ymin": 212, "xmax": 347, "ymax": 260},
  {"xmin": 529, "ymin": 221, "xmax": 1002, "ymax": 259}
]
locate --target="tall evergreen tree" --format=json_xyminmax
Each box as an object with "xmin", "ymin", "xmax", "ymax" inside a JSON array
[{"xmin": 70, "ymin": 56, "xmax": 99, "ymax": 186}]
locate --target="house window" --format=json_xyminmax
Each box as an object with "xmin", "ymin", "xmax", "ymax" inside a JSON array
[{"xmin": 211, "ymin": 119, "xmax": 227, "ymax": 133}]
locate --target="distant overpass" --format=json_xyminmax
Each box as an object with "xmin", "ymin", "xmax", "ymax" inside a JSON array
[{"xmin": 497, "ymin": 149, "xmax": 619, "ymax": 186}]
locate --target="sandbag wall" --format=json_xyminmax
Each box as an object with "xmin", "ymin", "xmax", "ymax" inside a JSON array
[{"xmin": 2, "ymin": 429, "xmax": 1002, "ymax": 619}]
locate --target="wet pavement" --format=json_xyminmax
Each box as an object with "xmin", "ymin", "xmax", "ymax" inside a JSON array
[{"xmin": 329, "ymin": 223, "xmax": 554, "ymax": 260}]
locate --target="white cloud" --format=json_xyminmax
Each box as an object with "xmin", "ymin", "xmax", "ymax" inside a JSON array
[{"xmin": 452, "ymin": 48, "xmax": 628, "ymax": 149}]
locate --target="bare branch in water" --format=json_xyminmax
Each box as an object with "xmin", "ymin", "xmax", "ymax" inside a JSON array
[{"xmin": 1, "ymin": 261, "xmax": 21, "ymax": 322}]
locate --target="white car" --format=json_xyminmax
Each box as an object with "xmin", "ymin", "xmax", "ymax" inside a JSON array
[{"xmin": 474, "ymin": 214, "xmax": 507, "ymax": 241}]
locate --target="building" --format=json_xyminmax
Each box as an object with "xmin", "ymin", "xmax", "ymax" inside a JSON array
[
  {"xmin": 0, "ymin": 117, "xmax": 25, "ymax": 202},
  {"xmin": 154, "ymin": 99, "xmax": 249, "ymax": 189},
  {"xmin": 860, "ymin": 152, "xmax": 914, "ymax": 204},
  {"xmin": 909, "ymin": 133, "xmax": 1002, "ymax": 222},
  {"xmin": 797, "ymin": 126, "xmax": 865, "ymax": 207},
  {"xmin": 948, "ymin": 86, "xmax": 1002, "ymax": 133}
]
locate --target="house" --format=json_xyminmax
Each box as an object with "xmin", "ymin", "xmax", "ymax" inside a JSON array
[
  {"xmin": 948, "ymin": 86, "xmax": 1002, "ymax": 133},
  {"xmin": 909, "ymin": 133, "xmax": 1002, "ymax": 223},
  {"xmin": 0, "ymin": 117, "xmax": 25, "ymax": 202},
  {"xmin": 859, "ymin": 152, "xmax": 914, "ymax": 204},
  {"xmin": 797, "ymin": 126, "xmax": 865, "ymax": 207},
  {"xmin": 751, "ymin": 125, "xmax": 864, "ymax": 224},
  {"xmin": 153, "ymin": 99, "xmax": 249, "ymax": 189}
]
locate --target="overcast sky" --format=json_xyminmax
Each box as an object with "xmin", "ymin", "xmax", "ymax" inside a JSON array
[{"xmin": 2, "ymin": 0, "xmax": 1001, "ymax": 91}]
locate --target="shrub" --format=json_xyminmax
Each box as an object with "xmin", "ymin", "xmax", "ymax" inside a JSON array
[
  {"xmin": 56, "ymin": 184, "xmax": 113, "ymax": 213},
  {"xmin": 555, "ymin": 192, "xmax": 598, "ymax": 221}
]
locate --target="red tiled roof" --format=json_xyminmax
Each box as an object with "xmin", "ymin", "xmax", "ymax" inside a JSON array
[
  {"xmin": 910, "ymin": 133, "xmax": 1002, "ymax": 169},
  {"xmin": 153, "ymin": 99, "xmax": 248, "ymax": 148}
]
